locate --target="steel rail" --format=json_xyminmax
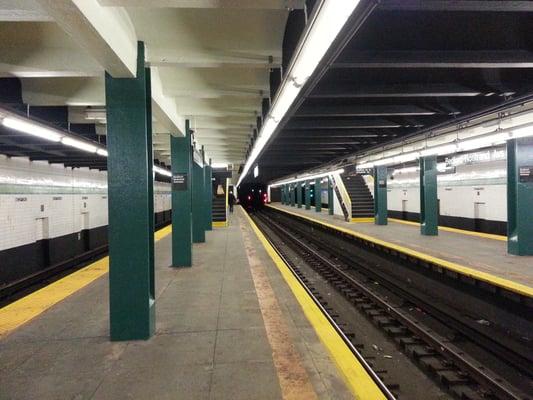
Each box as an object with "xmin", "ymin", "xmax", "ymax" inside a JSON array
[{"xmin": 255, "ymin": 211, "xmax": 530, "ymax": 400}]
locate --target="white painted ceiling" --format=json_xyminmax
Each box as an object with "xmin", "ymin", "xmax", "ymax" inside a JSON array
[{"xmin": 0, "ymin": 0, "xmax": 296, "ymax": 166}]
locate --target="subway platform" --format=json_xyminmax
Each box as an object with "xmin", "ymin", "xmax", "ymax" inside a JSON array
[
  {"xmin": 268, "ymin": 203, "xmax": 533, "ymax": 296},
  {"xmin": 0, "ymin": 207, "xmax": 355, "ymax": 400}
]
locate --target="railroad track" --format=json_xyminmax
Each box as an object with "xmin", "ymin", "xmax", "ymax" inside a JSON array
[{"xmin": 251, "ymin": 209, "xmax": 532, "ymax": 400}]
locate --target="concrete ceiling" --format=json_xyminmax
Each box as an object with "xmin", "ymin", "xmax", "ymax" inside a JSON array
[{"xmin": 0, "ymin": 0, "xmax": 295, "ymax": 165}]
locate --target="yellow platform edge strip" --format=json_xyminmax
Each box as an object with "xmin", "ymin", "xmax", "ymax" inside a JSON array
[
  {"xmin": 388, "ymin": 218, "xmax": 507, "ymax": 241},
  {"xmin": 213, "ymin": 220, "xmax": 228, "ymax": 228},
  {"xmin": 351, "ymin": 217, "xmax": 374, "ymax": 223},
  {"xmin": 267, "ymin": 205, "xmax": 533, "ymax": 298},
  {"xmin": 242, "ymin": 210, "xmax": 387, "ymax": 400},
  {"xmin": 0, "ymin": 225, "xmax": 173, "ymax": 338}
]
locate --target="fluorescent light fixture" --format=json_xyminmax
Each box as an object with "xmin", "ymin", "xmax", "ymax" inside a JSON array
[
  {"xmin": 61, "ymin": 137, "xmax": 97, "ymax": 153},
  {"xmin": 96, "ymin": 148, "xmax": 108, "ymax": 157},
  {"xmin": 2, "ymin": 117, "xmax": 62, "ymax": 142},
  {"xmin": 512, "ymin": 126, "xmax": 533, "ymax": 139},
  {"xmin": 270, "ymin": 168, "xmax": 344, "ymax": 187},
  {"xmin": 153, "ymin": 165, "xmax": 172, "ymax": 177},
  {"xmin": 393, "ymin": 151, "xmax": 419, "ymax": 164},
  {"xmin": 357, "ymin": 162, "xmax": 374, "ymax": 169},
  {"xmin": 253, "ymin": 165, "xmax": 259, "ymax": 178},
  {"xmin": 373, "ymin": 157, "xmax": 394, "ymax": 166},
  {"xmin": 237, "ymin": 1, "xmax": 360, "ymax": 187},
  {"xmin": 211, "ymin": 162, "xmax": 228, "ymax": 168},
  {"xmin": 419, "ymin": 144, "xmax": 457, "ymax": 157},
  {"xmin": 457, "ymin": 133, "xmax": 507, "ymax": 152}
]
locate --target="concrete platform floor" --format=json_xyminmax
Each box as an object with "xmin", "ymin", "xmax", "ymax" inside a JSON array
[
  {"xmin": 270, "ymin": 204, "xmax": 533, "ymax": 288},
  {"xmin": 0, "ymin": 207, "xmax": 352, "ymax": 400}
]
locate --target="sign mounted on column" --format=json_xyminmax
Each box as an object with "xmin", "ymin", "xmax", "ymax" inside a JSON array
[{"xmin": 172, "ymin": 173, "xmax": 188, "ymax": 190}]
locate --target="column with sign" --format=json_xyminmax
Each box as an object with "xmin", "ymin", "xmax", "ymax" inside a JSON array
[
  {"xmin": 374, "ymin": 166, "xmax": 388, "ymax": 225},
  {"xmin": 507, "ymin": 137, "xmax": 533, "ymax": 255}
]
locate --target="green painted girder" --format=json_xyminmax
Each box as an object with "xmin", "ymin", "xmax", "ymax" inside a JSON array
[
  {"xmin": 192, "ymin": 158, "xmax": 206, "ymax": 243},
  {"xmin": 105, "ymin": 41, "xmax": 155, "ymax": 341},
  {"xmin": 206, "ymin": 163, "xmax": 213, "ymax": 231},
  {"xmin": 507, "ymin": 138, "xmax": 533, "ymax": 255},
  {"xmin": 374, "ymin": 166, "xmax": 388, "ymax": 225},
  {"xmin": 202, "ymin": 148, "xmax": 212, "ymax": 232},
  {"xmin": 305, "ymin": 180, "xmax": 311, "ymax": 209},
  {"xmin": 315, "ymin": 178, "xmax": 322, "ymax": 212},
  {"xmin": 171, "ymin": 120, "xmax": 193, "ymax": 267},
  {"xmin": 297, "ymin": 181, "xmax": 303, "ymax": 208},
  {"xmin": 328, "ymin": 177, "xmax": 334, "ymax": 215},
  {"xmin": 420, "ymin": 155, "xmax": 438, "ymax": 236},
  {"xmin": 290, "ymin": 184, "xmax": 296, "ymax": 206}
]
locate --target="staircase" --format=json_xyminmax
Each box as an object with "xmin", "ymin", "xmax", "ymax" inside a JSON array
[
  {"xmin": 341, "ymin": 174, "xmax": 374, "ymax": 220},
  {"xmin": 212, "ymin": 196, "xmax": 226, "ymax": 225}
]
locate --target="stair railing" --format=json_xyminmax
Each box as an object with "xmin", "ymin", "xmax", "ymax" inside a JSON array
[{"xmin": 331, "ymin": 173, "xmax": 351, "ymax": 221}]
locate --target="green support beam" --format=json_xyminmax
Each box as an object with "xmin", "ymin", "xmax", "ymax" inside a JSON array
[
  {"xmin": 171, "ymin": 120, "xmax": 192, "ymax": 267},
  {"xmin": 507, "ymin": 138, "xmax": 533, "ymax": 255},
  {"xmin": 374, "ymin": 166, "xmax": 388, "ymax": 225},
  {"xmin": 201, "ymin": 147, "xmax": 212, "ymax": 232},
  {"xmin": 419, "ymin": 156, "xmax": 438, "ymax": 236},
  {"xmin": 290, "ymin": 184, "xmax": 296, "ymax": 206},
  {"xmin": 315, "ymin": 178, "xmax": 322, "ymax": 212},
  {"xmin": 305, "ymin": 180, "xmax": 311, "ymax": 209},
  {"xmin": 105, "ymin": 41, "xmax": 155, "ymax": 341},
  {"xmin": 192, "ymin": 155, "xmax": 205, "ymax": 243},
  {"xmin": 281, "ymin": 185, "xmax": 285, "ymax": 204},
  {"xmin": 206, "ymin": 159, "xmax": 213, "ymax": 231},
  {"xmin": 297, "ymin": 181, "xmax": 303, "ymax": 208},
  {"xmin": 328, "ymin": 177, "xmax": 334, "ymax": 215}
]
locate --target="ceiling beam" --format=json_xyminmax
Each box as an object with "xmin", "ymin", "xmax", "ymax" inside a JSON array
[
  {"xmin": 284, "ymin": 119, "xmax": 410, "ymax": 130},
  {"xmin": 296, "ymin": 104, "xmax": 437, "ymax": 117},
  {"xmin": 98, "ymin": 0, "xmax": 305, "ymax": 9},
  {"xmin": 309, "ymin": 83, "xmax": 484, "ymax": 98},
  {"xmin": 378, "ymin": 0, "xmax": 533, "ymax": 12},
  {"xmin": 333, "ymin": 50, "xmax": 533, "ymax": 69},
  {"xmin": 36, "ymin": 0, "xmax": 137, "ymax": 78}
]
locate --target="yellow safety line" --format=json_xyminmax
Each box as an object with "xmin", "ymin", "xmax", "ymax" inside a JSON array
[
  {"xmin": 351, "ymin": 217, "xmax": 374, "ymax": 223},
  {"xmin": 242, "ymin": 209, "xmax": 387, "ymax": 400},
  {"xmin": 267, "ymin": 204, "xmax": 533, "ymax": 298},
  {"xmin": 0, "ymin": 226, "xmax": 173, "ymax": 339},
  {"xmin": 213, "ymin": 221, "xmax": 228, "ymax": 228},
  {"xmin": 388, "ymin": 218, "xmax": 507, "ymax": 241}
]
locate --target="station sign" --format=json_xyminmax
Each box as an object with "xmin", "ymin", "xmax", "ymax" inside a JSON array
[
  {"xmin": 445, "ymin": 148, "xmax": 505, "ymax": 167},
  {"xmin": 172, "ymin": 173, "xmax": 188, "ymax": 191}
]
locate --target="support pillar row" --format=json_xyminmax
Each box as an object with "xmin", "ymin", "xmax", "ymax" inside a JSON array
[
  {"xmin": 305, "ymin": 180, "xmax": 311, "ymax": 210},
  {"xmin": 105, "ymin": 41, "xmax": 155, "ymax": 341},
  {"xmin": 315, "ymin": 178, "xmax": 322, "ymax": 212},
  {"xmin": 419, "ymin": 156, "xmax": 438, "ymax": 236},
  {"xmin": 374, "ymin": 166, "xmax": 388, "ymax": 225},
  {"xmin": 297, "ymin": 181, "xmax": 303, "ymax": 208},
  {"xmin": 507, "ymin": 138, "xmax": 533, "ymax": 255},
  {"xmin": 328, "ymin": 177, "xmax": 334, "ymax": 215},
  {"xmin": 171, "ymin": 120, "xmax": 192, "ymax": 267}
]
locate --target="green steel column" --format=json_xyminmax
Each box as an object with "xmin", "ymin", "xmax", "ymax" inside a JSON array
[
  {"xmin": 201, "ymin": 147, "xmax": 211, "ymax": 232},
  {"xmin": 171, "ymin": 120, "xmax": 192, "ymax": 267},
  {"xmin": 328, "ymin": 177, "xmax": 334, "ymax": 215},
  {"xmin": 297, "ymin": 181, "xmax": 303, "ymax": 208},
  {"xmin": 419, "ymin": 156, "xmax": 438, "ymax": 236},
  {"xmin": 305, "ymin": 180, "xmax": 311, "ymax": 209},
  {"xmin": 105, "ymin": 41, "xmax": 155, "ymax": 341},
  {"xmin": 507, "ymin": 138, "xmax": 533, "ymax": 255},
  {"xmin": 374, "ymin": 166, "xmax": 388, "ymax": 225},
  {"xmin": 192, "ymin": 154, "xmax": 205, "ymax": 243},
  {"xmin": 315, "ymin": 178, "xmax": 322, "ymax": 212},
  {"xmin": 206, "ymin": 159, "xmax": 213, "ymax": 231},
  {"xmin": 281, "ymin": 185, "xmax": 285, "ymax": 204},
  {"xmin": 290, "ymin": 184, "xmax": 296, "ymax": 206}
]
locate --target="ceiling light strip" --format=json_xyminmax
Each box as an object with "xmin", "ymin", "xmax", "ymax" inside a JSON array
[
  {"xmin": 269, "ymin": 168, "xmax": 345, "ymax": 188},
  {"xmin": 237, "ymin": 0, "xmax": 361, "ymax": 187},
  {"xmin": 1, "ymin": 113, "xmax": 172, "ymax": 177},
  {"xmin": 356, "ymin": 125, "xmax": 533, "ymax": 170}
]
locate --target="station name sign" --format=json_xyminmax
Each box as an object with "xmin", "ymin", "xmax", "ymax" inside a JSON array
[
  {"xmin": 445, "ymin": 148, "xmax": 505, "ymax": 168},
  {"xmin": 172, "ymin": 173, "xmax": 188, "ymax": 191}
]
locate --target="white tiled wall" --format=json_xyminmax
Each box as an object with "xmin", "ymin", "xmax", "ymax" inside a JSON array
[
  {"xmin": 386, "ymin": 160, "xmax": 507, "ymax": 221},
  {"xmin": 0, "ymin": 155, "xmax": 171, "ymax": 252}
]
